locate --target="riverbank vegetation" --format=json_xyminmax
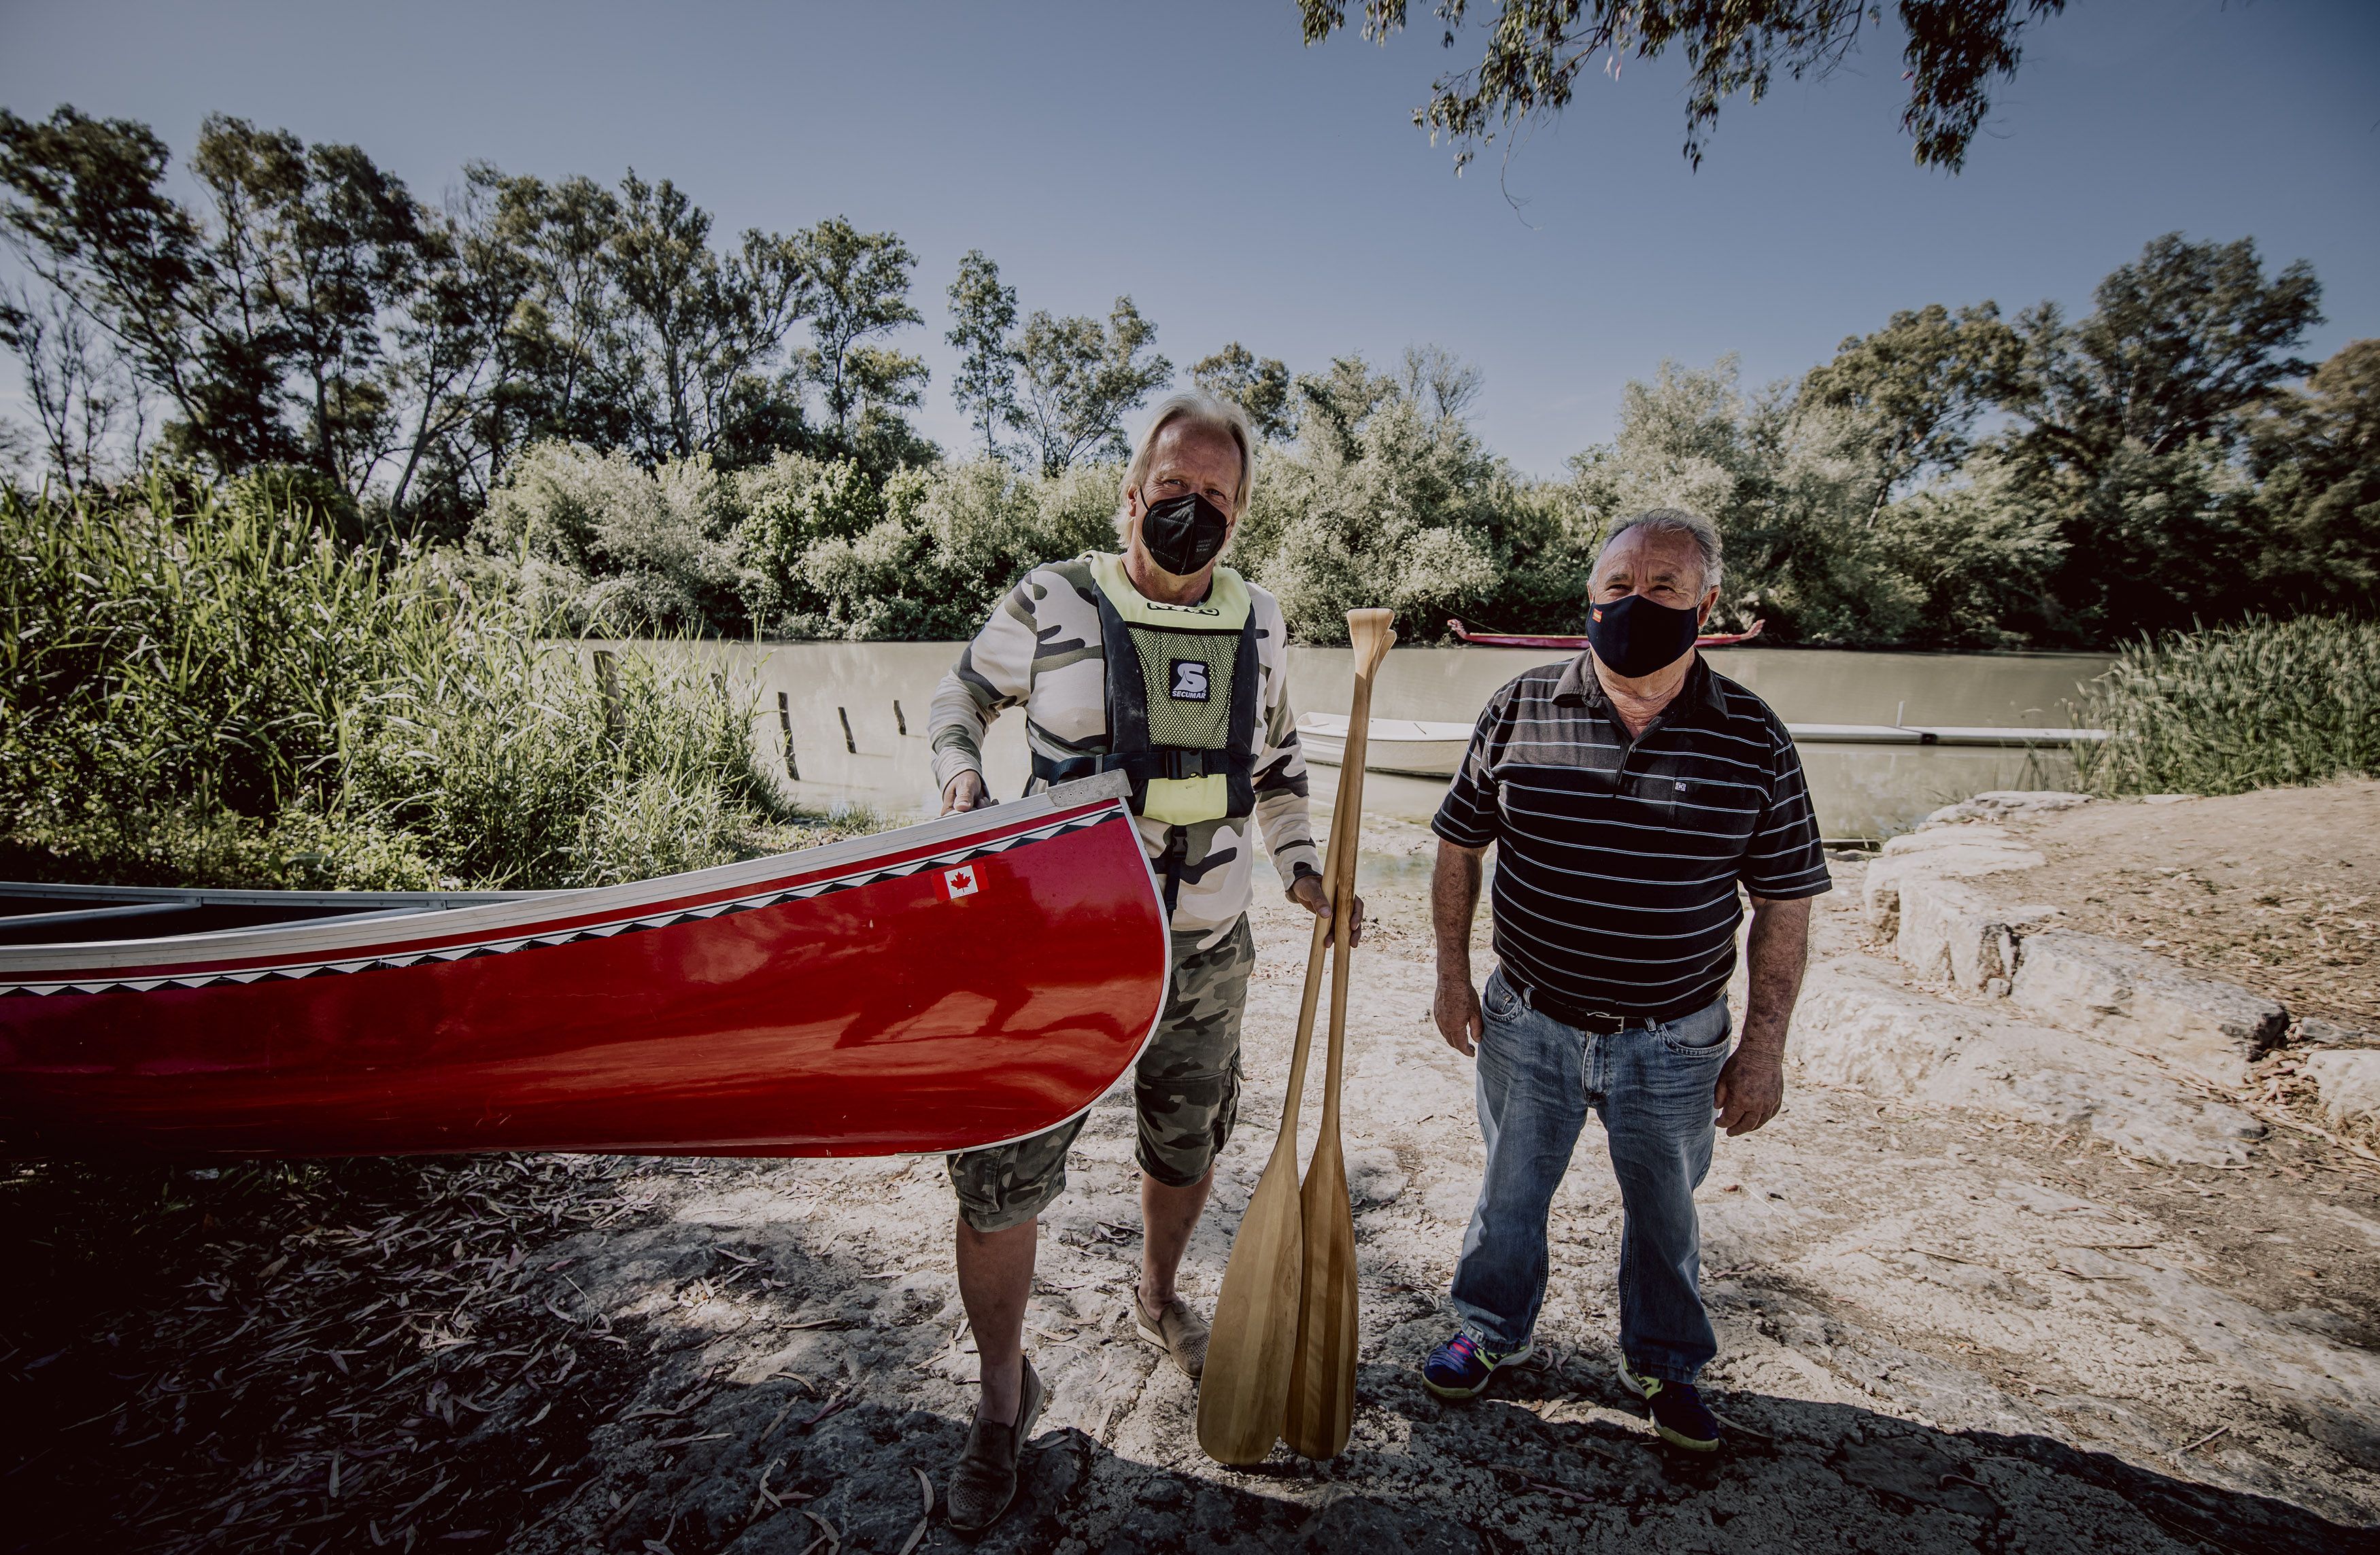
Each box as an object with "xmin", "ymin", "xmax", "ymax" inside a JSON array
[
  {"xmin": 3, "ymin": 105, "xmax": 2373, "ymax": 654},
  {"xmin": 2075, "ymin": 616, "xmax": 2380, "ymax": 799},
  {"xmin": 0, "ymin": 475, "xmax": 815, "ymax": 891}
]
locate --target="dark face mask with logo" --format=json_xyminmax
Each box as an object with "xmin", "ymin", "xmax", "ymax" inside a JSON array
[
  {"xmin": 1584, "ymin": 592, "xmax": 1703, "ymax": 679},
  {"xmin": 1139, "ymin": 490, "xmax": 1232, "ymax": 577}
]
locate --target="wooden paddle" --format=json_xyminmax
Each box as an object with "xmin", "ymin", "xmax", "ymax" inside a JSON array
[
  {"xmin": 1286, "ymin": 607, "xmax": 1396, "ymax": 1460},
  {"xmin": 1194, "ymin": 708, "xmax": 1361, "ymax": 1465}
]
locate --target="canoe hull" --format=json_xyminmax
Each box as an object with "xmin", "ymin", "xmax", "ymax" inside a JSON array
[{"xmin": 0, "ymin": 785, "xmax": 1168, "ymax": 1160}]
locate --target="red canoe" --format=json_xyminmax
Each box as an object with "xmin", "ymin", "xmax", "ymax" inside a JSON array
[
  {"xmin": 1446, "ymin": 618, "xmax": 1767, "ymax": 650},
  {"xmin": 0, "ymin": 774, "xmax": 1166, "ymax": 1161}
]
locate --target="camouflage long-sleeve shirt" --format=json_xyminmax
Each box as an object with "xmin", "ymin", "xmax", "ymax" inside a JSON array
[{"xmin": 929, "ymin": 554, "xmax": 1324, "ymax": 950}]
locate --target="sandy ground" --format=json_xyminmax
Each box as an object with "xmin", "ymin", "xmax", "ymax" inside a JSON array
[
  {"xmin": 2003, "ymin": 781, "xmax": 2380, "ymax": 1033},
  {"xmin": 8, "ymin": 809, "xmax": 2380, "ymax": 1554}
]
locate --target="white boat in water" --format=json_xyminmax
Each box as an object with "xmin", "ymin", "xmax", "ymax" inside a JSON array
[
  {"xmin": 1296, "ymin": 713, "xmax": 1474, "ymax": 777},
  {"xmin": 1298, "ymin": 713, "xmax": 2107, "ymax": 779}
]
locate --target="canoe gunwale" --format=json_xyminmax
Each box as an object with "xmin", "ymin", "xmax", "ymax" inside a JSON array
[
  {"xmin": 0, "ymin": 881, "xmax": 541, "ymax": 911},
  {"xmin": 1, "ymin": 769, "xmax": 1176, "ymax": 1159},
  {"xmin": 1, "ymin": 772, "xmax": 1133, "ymax": 990}
]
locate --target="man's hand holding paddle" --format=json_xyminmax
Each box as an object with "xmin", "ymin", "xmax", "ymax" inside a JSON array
[{"xmin": 1289, "ymin": 872, "xmax": 1361, "ymax": 946}]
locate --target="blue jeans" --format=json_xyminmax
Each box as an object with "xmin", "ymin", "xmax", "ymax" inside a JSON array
[{"xmin": 1448, "ymin": 968, "xmax": 1731, "ymax": 1384}]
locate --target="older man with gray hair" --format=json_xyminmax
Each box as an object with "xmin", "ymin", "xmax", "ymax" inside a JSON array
[
  {"xmin": 1418, "ymin": 507, "xmax": 1829, "ymax": 1452},
  {"xmin": 926, "ymin": 391, "xmax": 1350, "ymax": 1531}
]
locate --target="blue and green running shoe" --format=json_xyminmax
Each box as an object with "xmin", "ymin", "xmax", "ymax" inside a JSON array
[
  {"xmin": 1616, "ymin": 1353, "xmax": 1720, "ymax": 1451},
  {"xmin": 1421, "ymin": 1333, "xmax": 1533, "ymax": 1399}
]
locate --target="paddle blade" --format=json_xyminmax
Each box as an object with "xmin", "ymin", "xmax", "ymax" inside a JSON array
[
  {"xmin": 1196, "ymin": 1148, "xmax": 1304, "ymax": 1465},
  {"xmin": 1347, "ymin": 608, "xmax": 1397, "ymax": 674},
  {"xmin": 1285, "ymin": 1133, "xmax": 1358, "ymax": 1460}
]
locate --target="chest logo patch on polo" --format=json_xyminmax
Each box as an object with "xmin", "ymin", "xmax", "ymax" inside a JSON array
[{"xmin": 1168, "ymin": 659, "xmax": 1210, "ymax": 702}]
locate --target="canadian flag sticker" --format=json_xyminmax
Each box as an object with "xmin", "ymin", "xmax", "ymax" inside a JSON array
[{"xmin": 942, "ymin": 866, "xmax": 980, "ymax": 900}]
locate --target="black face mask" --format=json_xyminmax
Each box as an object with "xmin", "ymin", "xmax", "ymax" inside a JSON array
[
  {"xmin": 1139, "ymin": 491, "xmax": 1232, "ymax": 577},
  {"xmin": 1584, "ymin": 592, "xmax": 1703, "ymax": 679}
]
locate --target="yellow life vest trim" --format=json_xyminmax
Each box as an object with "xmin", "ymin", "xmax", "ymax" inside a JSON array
[
  {"xmin": 1139, "ymin": 774, "xmax": 1231, "ymax": 827},
  {"xmin": 1090, "ymin": 552, "xmax": 1251, "ymax": 632}
]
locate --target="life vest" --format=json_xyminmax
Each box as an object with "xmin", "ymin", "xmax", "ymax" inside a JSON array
[{"xmin": 1030, "ymin": 553, "xmax": 1259, "ymax": 830}]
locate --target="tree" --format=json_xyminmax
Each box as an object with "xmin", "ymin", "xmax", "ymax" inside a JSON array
[
  {"xmin": 603, "ymin": 173, "xmax": 813, "ymax": 468},
  {"xmin": 947, "ymin": 250, "xmax": 1021, "ymax": 460},
  {"xmin": 1193, "ymin": 343, "xmax": 1294, "ymax": 441},
  {"xmin": 796, "ymin": 217, "xmax": 928, "ymax": 449},
  {"xmin": 1238, "ymin": 352, "xmax": 1514, "ymax": 643},
  {"xmin": 2009, "ymin": 233, "xmax": 2322, "ymax": 465},
  {"xmin": 1997, "ymin": 233, "xmax": 2324, "ymax": 640},
  {"xmin": 2249, "ymin": 339, "xmax": 2380, "ymax": 613},
  {"xmin": 381, "ymin": 165, "xmax": 539, "ymax": 533},
  {"xmin": 1011, "ymin": 296, "xmax": 1172, "ymax": 476},
  {"xmin": 189, "ymin": 116, "xmax": 425, "ymax": 490},
  {"xmin": 1, "ymin": 284, "xmax": 133, "ymax": 488},
  {"xmin": 501, "ymin": 173, "xmax": 633, "ymax": 453},
  {"xmin": 1397, "ymin": 343, "xmax": 1482, "ymax": 424},
  {"xmin": 0, "ymin": 107, "xmax": 210, "ymax": 458},
  {"xmin": 1802, "ymin": 301, "xmax": 2022, "ymax": 522},
  {"xmin": 1299, "ymin": 0, "xmax": 2068, "ymax": 171}
]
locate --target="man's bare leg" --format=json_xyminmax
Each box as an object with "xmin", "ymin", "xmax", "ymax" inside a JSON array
[
  {"xmin": 1139, "ymin": 1167, "xmax": 1213, "ymax": 1307},
  {"xmin": 955, "ymin": 1216, "xmax": 1037, "ymax": 1424}
]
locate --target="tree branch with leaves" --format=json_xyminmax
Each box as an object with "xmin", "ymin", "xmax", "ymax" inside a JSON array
[{"xmin": 1299, "ymin": 0, "xmax": 2069, "ymax": 171}]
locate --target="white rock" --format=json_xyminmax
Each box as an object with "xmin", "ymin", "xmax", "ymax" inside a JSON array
[
  {"xmin": 1892, "ymin": 874, "xmax": 2060, "ymax": 990},
  {"xmin": 2303, "ymin": 1050, "xmax": 2380, "ymax": 1131},
  {"xmin": 1918, "ymin": 790, "xmax": 2093, "ymax": 827},
  {"xmin": 1863, "ymin": 824, "xmax": 2045, "ymax": 938},
  {"xmin": 1790, "ymin": 962, "xmax": 2264, "ymax": 1165},
  {"xmin": 2009, "ymin": 930, "xmax": 2288, "ymax": 1087}
]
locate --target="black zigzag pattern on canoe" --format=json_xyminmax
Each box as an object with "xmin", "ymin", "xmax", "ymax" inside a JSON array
[{"xmin": 3, "ymin": 811, "xmax": 1114, "ymax": 999}]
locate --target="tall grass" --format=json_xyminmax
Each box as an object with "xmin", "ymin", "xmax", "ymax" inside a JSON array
[
  {"xmin": 1, "ymin": 473, "xmax": 815, "ymax": 890},
  {"xmin": 2075, "ymin": 615, "xmax": 2380, "ymax": 798}
]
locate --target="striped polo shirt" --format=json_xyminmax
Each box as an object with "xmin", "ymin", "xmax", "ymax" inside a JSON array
[{"xmin": 1431, "ymin": 653, "xmax": 1831, "ymax": 1025}]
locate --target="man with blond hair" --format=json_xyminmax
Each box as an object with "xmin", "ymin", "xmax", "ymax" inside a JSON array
[{"xmin": 926, "ymin": 391, "xmax": 1355, "ymax": 1531}]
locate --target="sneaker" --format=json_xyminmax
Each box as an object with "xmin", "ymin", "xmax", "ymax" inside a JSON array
[
  {"xmin": 947, "ymin": 1354, "xmax": 1045, "ymax": 1533},
  {"xmin": 1615, "ymin": 1353, "xmax": 1720, "ymax": 1451},
  {"xmin": 1135, "ymin": 1287, "xmax": 1211, "ymax": 1379},
  {"xmin": 1421, "ymin": 1332, "xmax": 1534, "ymax": 1399}
]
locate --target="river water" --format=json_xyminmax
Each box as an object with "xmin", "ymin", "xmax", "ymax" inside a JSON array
[{"xmin": 621, "ymin": 640, "xmax": 2114, "ymax": 842}]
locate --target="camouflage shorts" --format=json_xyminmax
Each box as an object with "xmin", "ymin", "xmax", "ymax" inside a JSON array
[{"xmin": 947, "ymin": 916, "xmax": 1257, "ymax": 1233}]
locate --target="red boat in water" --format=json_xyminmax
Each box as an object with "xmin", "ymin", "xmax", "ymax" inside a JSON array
[
  {"xmin": 0, "ymin": 774, "xmax": 1167, "ymax": 1160},
  {"xmin": 1446, "ymin": 618, "xmax": 1766, "ymax": 650}
]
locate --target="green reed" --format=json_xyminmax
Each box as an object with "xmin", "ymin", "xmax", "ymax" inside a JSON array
[
  {"xmin": 1, "ymin": 474, "xmax": 815, "ymax": 890},
  {"xmin": 2074, "ymin": 615, "xmax": 2380, "ymax": 798}
]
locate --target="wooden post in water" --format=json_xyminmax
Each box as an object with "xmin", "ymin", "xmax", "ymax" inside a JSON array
[
  {"xmin": 838, "ymin": 706, "xmax": 856, "ymax": 754},
  {"xmin": 777, "ymin": 692, "xmax": 801, "ymax": 781},
  {"xmin": 894, "ymin": 700, "xmax": 908, "ymax": 736}
]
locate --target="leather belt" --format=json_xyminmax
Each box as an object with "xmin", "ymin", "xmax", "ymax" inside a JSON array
[{"xmin": 1503, "ymin": 972, "xmax": 1658, "ymax": 1036}]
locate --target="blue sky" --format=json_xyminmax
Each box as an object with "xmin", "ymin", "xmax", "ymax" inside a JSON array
[{"xmin": 2, "ymin": 0, "xmax": 2375, "ymax": 477}]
